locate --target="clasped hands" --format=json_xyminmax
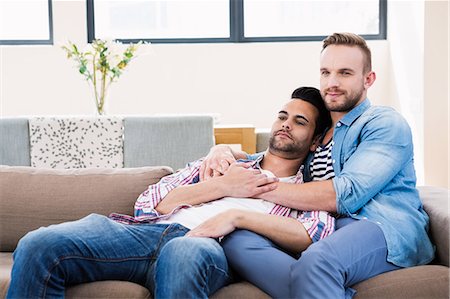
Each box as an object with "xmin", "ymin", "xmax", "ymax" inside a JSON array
[{"xmin": 187, "ymin": 146, "xmax": 279, "ymax": 238}]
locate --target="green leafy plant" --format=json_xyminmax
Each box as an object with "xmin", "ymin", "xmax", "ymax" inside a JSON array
[{"xmin": 62, "ymin": 39, "xmax": 141, "ymax": 115}]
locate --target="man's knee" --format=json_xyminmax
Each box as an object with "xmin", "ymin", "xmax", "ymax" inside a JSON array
[
  {"xmin": 14, "ymin": 226, "xmax": 67, "ymax": 266},
  {"xmin": 292, "ymin": 242, "xmax": 331, "ymax": 273},
  {"xmin": 158, "ymin": 237, "xmax": 226, "ymax": 271}
]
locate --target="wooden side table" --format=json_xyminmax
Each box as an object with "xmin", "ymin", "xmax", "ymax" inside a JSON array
[{"xmin": 214, "ymin": 125, "xmax": 256, "ymax": 154}]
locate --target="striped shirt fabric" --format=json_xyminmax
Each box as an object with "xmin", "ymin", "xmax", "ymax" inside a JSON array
[
  {"xmin": 109, "ymin": 155, "xmax": 335, "ymax": 243},
  {"xmin": 310, "ymin": 139, "xmax": 335, "ymax": 181}
]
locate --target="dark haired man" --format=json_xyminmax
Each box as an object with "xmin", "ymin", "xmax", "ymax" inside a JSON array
[
  {"xmin": 7, "ymin": 87, "xmax": 333, "ymax": 298},
  {"xmin": 202, "ymin": 33, "xmax": 434, "ymax": 298}
]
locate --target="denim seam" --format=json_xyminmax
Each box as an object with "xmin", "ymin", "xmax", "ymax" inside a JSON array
[
  {"xmin": 204, "ymin": 264, "xmax": 231, "ymax": 294},
  {"xmin": 42, "ymin": 255, "xmax": 155, "ymax": 297}
]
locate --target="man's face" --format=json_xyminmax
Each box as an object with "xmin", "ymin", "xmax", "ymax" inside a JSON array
[
  {"xmin": 269, "ymin": 99, "xmax": 318, "ymax": 159},
  {"xmin": 320, "ymin": 45, "xmax": 373, "ymax": 113}
]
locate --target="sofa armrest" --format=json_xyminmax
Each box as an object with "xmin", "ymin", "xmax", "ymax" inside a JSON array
[{"xmin": 418, "ymin": 186, "xmax": 449, "ymax": 267}]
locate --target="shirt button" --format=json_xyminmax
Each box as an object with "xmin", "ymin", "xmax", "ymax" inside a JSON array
[
  {"xmin": 336, "ymin": 122, "xmax": 342, "ymax": 127},
  {"xmin": 332, "ymin": 159, "xmax": 336, "ymax": 164}
]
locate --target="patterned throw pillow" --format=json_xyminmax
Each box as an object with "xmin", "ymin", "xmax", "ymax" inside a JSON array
[{"xmin": 29, "ymin": 117, "xmax": 124, "ymax": 168}]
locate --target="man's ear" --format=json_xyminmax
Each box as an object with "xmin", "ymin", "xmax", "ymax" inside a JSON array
[
  {"xmin": 364, "ymin": 71, "xmax": 376, "ymax": 89},
  {"xmin": 310, "ymin": 135, "xmax": 321, "ymax": 152}
]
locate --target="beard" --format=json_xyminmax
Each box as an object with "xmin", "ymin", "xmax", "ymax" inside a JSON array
[
  {"xmin": 268, "ymin": 133, "xmax": 308, "ymax": 158},
  {"xmin": 322, "ymin": 86, "xmax": 364, "ymax": 112}
]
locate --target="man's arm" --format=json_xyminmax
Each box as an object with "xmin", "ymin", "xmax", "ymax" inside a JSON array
[
  {"xmin": 200, "ymin": 145, "xmax": 337, "ymax": 212},
  {"xmin": 156, "ymin": 163, "xmax": 278, "ymax": 214},
  {"xmin": 187, "ymin": 209, "xmax": 312, "ymax": 254},
  {"xmin": 258, "ymin": 180, "xmax": 337, "ymax": 212}
]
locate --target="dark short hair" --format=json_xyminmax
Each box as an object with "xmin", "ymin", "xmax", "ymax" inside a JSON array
[{"xmin": 291, "ymin": 87, "xmax": 331, "ymax": 136}]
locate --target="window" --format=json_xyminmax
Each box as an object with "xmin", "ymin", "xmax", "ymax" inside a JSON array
[
  {"xmin": 0, "ymin": 0, "xmax": 53, "ymax": 45},
  {"xmin": 87, "ymin": 0, "xmax": 386, "ymax": 43}
]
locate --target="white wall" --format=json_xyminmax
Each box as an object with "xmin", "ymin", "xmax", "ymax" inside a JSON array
[
  {"xmin": 423, "ymin": 0, "xmax": 449, "ymax": 188},
  {"xmin": 0, "ymin": 0, "xmax": 448, "ymax": 187},
  {"xmin": 0, "ymin": 0, "xmax": 392, "ymax": 127}
]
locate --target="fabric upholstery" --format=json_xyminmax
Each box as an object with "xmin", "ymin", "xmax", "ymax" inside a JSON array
[
  {"xmin": 0, "ymin": 253, "xmax": 12, "ymax": 299},
  {"xmin": 418, "ymin": 186, "xmax": 449, "ymax": 266},
  {"xmin": 211, "ymin": 281, "xmax": 270, "ymax": 298},
  {"xmin": 0, "ymin": 165, "xmax": 172, "ymax": 251},
  {"xmin": 353, "ymin": 265, "xmax": 449, "ymax": 298},
  {"xmin": 29, "ymin": 117, "xmax": 124, "ymax": 168},
  {"xmin": 255, "ymin": 128, "xmax": 270, "ymax": 153},
  {"xmin": 123, "ymin": 116, "xmax": 214, "ymax": 170},
  {"xmin": 0, "ymin": 118, "xmax": 30, "ymax": 166},
  {"xmin": 66, "ymin": 281, "xmax": 151, "ymax": 298}
]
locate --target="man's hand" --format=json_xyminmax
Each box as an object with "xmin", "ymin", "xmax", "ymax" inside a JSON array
[
  {"xmin": 200, "ymin": 145, "xmax": 237, "ymax": 181},
  {"xmin": 217, "ymin": 163, "xmax": 279, "ymax": 198},
  {"xmin": 186, "ymin": 210, "xmax": 242, "ymax": 238}
]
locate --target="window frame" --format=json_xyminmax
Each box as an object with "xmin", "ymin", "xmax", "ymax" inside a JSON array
[
  {"xmin": 87, "ymin": 0, "xmax": 387, "ymax": 44},
  {"xmin": 0, "ymin": 0, "xmax": 54, "ymax": 45}
]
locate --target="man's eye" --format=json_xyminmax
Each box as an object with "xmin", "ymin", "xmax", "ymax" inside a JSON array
[{"xmin": 321, "ymin": 71, "xmax": 329, "ymax": 76}]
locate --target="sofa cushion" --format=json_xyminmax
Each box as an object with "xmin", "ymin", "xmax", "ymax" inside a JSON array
[
  {"xmin": 123, "ymin": 116, "xmax": 214, "ymax": 170},
  {"xmin": 0, "ymin": 253, "xmax": 12, "ymax": 299},
  {"xmin": 353, "ymin": 265, "xmax": 449, "ymax": 298},
  {"xmin": 211, "ymin": 281, "xmax": 270, "ymax": 298},
  {"xmin": 0, "ymin": 166, "xmax": 172, "ymax": 251},
  {"xmin": 0, "ymin": 118, "xmax": 30, "ymax": 166},
  {"xmin": 66, "ymin": 281, "xmax": 151, "ymax": 298},
  {"xmin": 29, "ymin": 117, "xmax": 124, "ymax": 168}
]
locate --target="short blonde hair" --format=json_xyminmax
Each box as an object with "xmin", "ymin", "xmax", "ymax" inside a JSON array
[{"xmin": 322, "ymin": 32, "xmax": 372, "ymax": 73}]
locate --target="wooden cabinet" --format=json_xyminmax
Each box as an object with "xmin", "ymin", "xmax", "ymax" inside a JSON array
[{"xmin": 214, "ymin": 125, "xmax": 256, "ymax": 154}]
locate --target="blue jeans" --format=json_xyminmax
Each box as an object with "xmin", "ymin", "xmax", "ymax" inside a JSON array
[
  {"xmin": 222, "ymin": 217, "xmax": 400, "ymax": 299},
  {"xmin": 7, "ymin": 214, "xmax": 231, "ymax": 299}
]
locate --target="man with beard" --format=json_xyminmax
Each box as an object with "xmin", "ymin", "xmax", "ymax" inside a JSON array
[
  {"xmin": 7, "ymin": 87, "xmax": 334, "ymax": 299},
  {"xmin": 200, "ymin": 33, "xmax": 435, "ymax": 298}
]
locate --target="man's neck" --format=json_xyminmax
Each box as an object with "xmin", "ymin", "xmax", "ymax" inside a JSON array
[{"xmin": 259, "ymin": 150, "xmax": 304, "ymax": 178}]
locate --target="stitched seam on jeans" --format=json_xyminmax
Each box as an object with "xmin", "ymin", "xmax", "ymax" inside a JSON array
[
  {"xmin": 151, "ymin": 223, "xmax": 188, "ymax": 260},
  {"xmin": 204, "ymin": 264, "xmax": 231, "ymax": 294},
  {"xmin": 42, "ymin": 255, "xmax": 154, "ymax": 297}
]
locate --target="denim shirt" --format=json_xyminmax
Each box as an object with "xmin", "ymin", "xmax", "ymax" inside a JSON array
[{"xmin": 251, "ymin": 99, "xmax": 435, "ymax": 267}]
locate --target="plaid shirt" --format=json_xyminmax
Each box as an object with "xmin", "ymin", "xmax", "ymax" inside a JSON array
[{"xmin": 110, "ymin": 155, "xmax": 335, "ymax": 242}]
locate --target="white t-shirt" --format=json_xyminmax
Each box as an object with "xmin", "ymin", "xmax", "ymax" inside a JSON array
[{"xmin": 158, "ymin": 170, "xmax": 294, "ymax": 230}]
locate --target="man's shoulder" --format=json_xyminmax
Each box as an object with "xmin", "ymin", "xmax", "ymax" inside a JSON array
[
  {"xmin": 361, "ymin": 105, "xmax": 409, "ymax": 128},
  {"xmin": 356, "ymin": 105, "xmax": 413, "ymax": 143}
]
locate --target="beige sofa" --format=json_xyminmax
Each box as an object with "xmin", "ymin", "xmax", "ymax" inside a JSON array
[{"xmin": 0, "ymin": 165, "xmax": 448, "ymax": 298}]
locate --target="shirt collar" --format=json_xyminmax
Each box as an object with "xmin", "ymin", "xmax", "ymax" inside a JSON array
[
  {"xmin": 338, "ymin": 98, "xmax": 371, "ymax": 126},
  {"xmin": 247, "ymin": 154, "xmax": 304, "ymax": 179}
]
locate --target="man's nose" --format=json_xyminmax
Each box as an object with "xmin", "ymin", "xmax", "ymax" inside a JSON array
[
  {"xmin": 326, "ymin": 74, "xmax": 340, "ymax": 88},
  {"xmin": 282, "ymin": 121, "xmax": 291, "ymax": 130}
]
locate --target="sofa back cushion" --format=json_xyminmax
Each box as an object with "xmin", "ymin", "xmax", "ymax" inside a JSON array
[
  {"xmin": 0, "ymin": 166, "xmax": 172, "ymax": 251},
  {"xmin": 0, "ymin": 118, "xmax": 30, "ymax": 166},
  {"xmin": 123, "ymin": 116, "xmax": 214, "ymax": 170}
]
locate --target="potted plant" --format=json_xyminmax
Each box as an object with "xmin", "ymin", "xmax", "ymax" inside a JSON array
[{"xmin": 62, "ymin": 39, "xmax": 142, "ymax": 115}]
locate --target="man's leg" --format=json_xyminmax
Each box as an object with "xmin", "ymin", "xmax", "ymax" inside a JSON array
[
  {"xmin": 7, "ymin": 214, "xmax": 188, "ymax": 298},
  {"xmin": 154, "ymin": 237, "xmax": 232, "ymax": 299},
  {"xmin": 290, "ymin": 218, "xmax": 400, "ymax": 299},
  {"xmin": 221, "ymin": 230, "xmax": 296, "ymax": 298}
]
